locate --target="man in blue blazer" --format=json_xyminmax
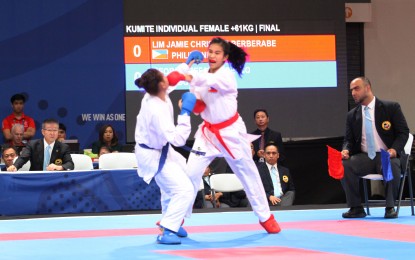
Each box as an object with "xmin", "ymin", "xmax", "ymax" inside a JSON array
[
  {"xmin": 341, "ymin": 77, "xmax": 409, "ymax": 219},
  {"xmin": 7, "ymin": 118, "xmax": 74, "ymax": 171},
  {"xmin": 257, "ymin": 142, "xmax": 295, "ymax": 206}
]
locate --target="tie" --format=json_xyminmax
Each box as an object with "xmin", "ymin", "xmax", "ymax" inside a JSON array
[
  {"xmin": 364, "ymin": 106, "xmax": 376, "ymax": 159},
  {"xmin": 204, "ymin": 176, "xmax": 210, "ymax": 187},
  {"xmin": 259, "ymin": 132, "xmax": 265, "ymax": 150},
  {"xmin": 271, "ymin": 166, "xmax": 282, "ymax": 197},
  {"xmin": 258, "ymin": 132, "xmax": 265, "ymax": 162},
  {"xmin": 44, "ymin": 145, "xmax": 51, "ymax": 170}
]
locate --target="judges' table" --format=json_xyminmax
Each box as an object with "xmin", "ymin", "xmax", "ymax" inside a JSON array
[{"xmin": 0, "ymin": 169, "xmax": 161, "ymax": 216}]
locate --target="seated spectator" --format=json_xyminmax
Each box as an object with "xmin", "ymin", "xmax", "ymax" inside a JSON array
[
  {"xmin": 2, "ymin": 93, "xmax": 36, "ymax": 142},
  {"xmin": 98, "ymin": 146, "xmax": 111, "ymax": 158},
  {"xmin": 209, "ymin": 157, "xmax": 249, "ymax": 207},
  {"xmin": 7, "ymin": 118, "xmax": 74, "ymax": 172},
  {"xmin": 257, "ymin": 142, "xmax": 295, "ymax": 206},
  {"xmin": 92, "ymin": 146, "xmax": 112, "ymax": 169},
  {"xmin": 251, "ymin": 109, "xmax": 285, "ymax": 164},
  {"xmin": 1, "ymin": 145, "xmax": 17, "ymax": 171},
  {"xmin": 8, "ymin": 124, "xmax": 26, "ymax": 155},
  {"xmin": 58, "ymin": 123, "xmax": 67, "ymax": 142},
  {"xmin": 193, "ymin": 157, "xmax": 249, "ymax": 208},
  {"xmin": 91, "ymin": 124, "xmax": 122, "ymax": 154},
  {"xmin": 194, "ymin": 165, "xmax": 230, "ymax": 209}
]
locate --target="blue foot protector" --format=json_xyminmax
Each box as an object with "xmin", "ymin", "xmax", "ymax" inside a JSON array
[
  {"xmin": 156, "ymin": 221, "xmax": 188, "ymax": 237},
  {"xmin": 157, "ymin": 227, "xmax": 181, "ymax": 245},
  {"xmin": 176, "ymin": 226, "xmax": 188, "ymax": 238}
]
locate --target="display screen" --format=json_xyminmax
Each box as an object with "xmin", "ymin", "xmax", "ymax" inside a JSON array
[
  {"xmin": 123, "ymin": 0, "xmax": 348, "ymax": 143},
  {"xmin": 124, "ymin": 34, "xmax": 337, "ymax": 90}
]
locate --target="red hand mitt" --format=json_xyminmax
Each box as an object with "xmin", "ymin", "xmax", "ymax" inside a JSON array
[
  {"xmin": 193, "ymin": 99, "xmax": 206, "ymax": 114},
  {"xmin": 167, "ymin": 71, "xmax": 185, "ymax": 86},
  {"xmin": 327, "ymin": 145, "xmax": 344, "ymax": 180}
]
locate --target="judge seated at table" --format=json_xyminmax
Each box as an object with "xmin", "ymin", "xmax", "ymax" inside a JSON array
[
  {"xmin": 7, "ymin": 118, "xmax": 74, "ymax": 172},
  {"xmin": 1, "ymin": 144, "xmax": 18, "ymax": 171}
]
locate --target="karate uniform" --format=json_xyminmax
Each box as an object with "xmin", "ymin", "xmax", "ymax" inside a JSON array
[
  {"xmin": 177, "ymin": 63, "xmax": 272, "ymax": 222},
  {"xmin": 134, "ymin": 90, "xmax": 194, "ymax": 232}
]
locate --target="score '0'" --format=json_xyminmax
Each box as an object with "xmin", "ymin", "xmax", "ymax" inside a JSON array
[{"xmin": 133, "ymin": 45, "xmax": 141, "ymax": 57}]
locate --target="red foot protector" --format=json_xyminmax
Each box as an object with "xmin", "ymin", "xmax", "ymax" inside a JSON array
[
  {"xmin": 260, "ymin": 214, "xmax": 281, "ymax": 234},
  {"xmin": 167, "ymin": 71, "xmax": 185, "ymax": 86}
]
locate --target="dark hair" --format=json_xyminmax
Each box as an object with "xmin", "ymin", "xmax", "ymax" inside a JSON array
[
  {"xmin": 357, "ymin": 76, "xmax": 371, "ymax": 87},
  {"xmin": 99, "ymin": 146, "xmax": 112, "ymax": 153},
  {"xmin": 209, "ymin": 37, "xmax": 247, "ymax": 76},
  {"xmin": 99, "ymin": 124, "xmax": 119, "ymax": 146},
  {"xmin": 1, "ymin": 144, "xmax": 18, "ymax": 155},
  {"xmin": 264, "ymin": 141, "xmax": 279, "ymax": 152},
  {"xmin": 42, "ymin": 118, "xmax": 59, "ymax": 129},
  {"xmin": 134, "ymin": 68, "xmax": 163, "ymax": 95},
  {"xmin": 253, "ymin": 109, "xmax": 269, "ymax": 118},
  {"xmin": 59, "ymin": 123, "xmax": 66, "ymax": 132},
  {"xmin": 10, "ymin": 94, "xmax": 26, "ymax": 104}
]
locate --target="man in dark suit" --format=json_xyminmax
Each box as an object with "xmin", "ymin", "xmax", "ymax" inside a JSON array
[
  {"xmin": 341, "ymin": 77, "xmax": 409, "ymax": 219},
  {"xmin": 7, "ymin": 118, "xmax": 74, "ymax": 171},
  {"xmin": 257, "ymin": 142, "xmax": 295, "ymax": 206},
  {"xmin": 1, "ymin": 145, "xmax": 18, "ymax": 171},
  {"xmin": 251, "ymin": 109, "xmax": 285, "ymax": 164}
]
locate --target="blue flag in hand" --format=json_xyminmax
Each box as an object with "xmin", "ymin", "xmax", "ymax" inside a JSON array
[{"xmin": 381, "ymin": 149, "xmax": 393, "ymax": 182}]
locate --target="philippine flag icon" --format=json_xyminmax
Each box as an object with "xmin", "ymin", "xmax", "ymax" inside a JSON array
[{"xmin": 152, "ymin": 49, "xmax": 168, "ymax": 59}]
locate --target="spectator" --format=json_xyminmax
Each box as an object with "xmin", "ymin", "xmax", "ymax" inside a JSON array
[
  {"xmin": 257, "ymin": 142, "xmax": 295, "ymax": 206},
  {"xmin": 93, "ymin": 146, "xmax": 112, "ymax": 169},
  {"xmin": 1, "ymin": 145, "xmax": 17, "ymax": 171},
  {"xmin": 209, "ymin": 157, "xmax": 249, "ymax": 208},
  {"xmin": 91, "ymin": 124, "xmax": 122, "ymax": 154},
  {"xmin": 340, "ymin": 77, "xmax": 409, "ymax": 219},
  {"xmin": 58, "ymin": 123, "xmax": 67, "ymax": 142},
  {"xmin": 98, "ymin": 146, "xmax": 111, "ymax": 158},
  {"xmin": 8, "ymin": 124, "xmax": 26, "ymax": 155},
  {"xmin": 2, "ymin": 93, "xmax": 36, "ymax": 142},
  {"xmin": 251, "ymin": 109, "xmax": 285, "ymax": 164},
  {"xmin": 7, "ymin": 118, "xmax": 74, "ymax": 172},
  {"xmin": 194, "ymin": 165, "xmax": 230, "ymax": 209}
]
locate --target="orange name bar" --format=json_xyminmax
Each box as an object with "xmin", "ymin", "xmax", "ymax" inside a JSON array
[{"xmin": 124, "ymin": 35, "xmax": 336, "ymax": 64}]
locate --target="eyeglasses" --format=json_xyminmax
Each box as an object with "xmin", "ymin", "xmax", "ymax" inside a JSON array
[
  {"xmin": 3, "ymin": 153, "xmax": 16, "ymax": 158},
  {"xmin": 43, "ymin": 129, "xmax": 58, "ymax": 132}
]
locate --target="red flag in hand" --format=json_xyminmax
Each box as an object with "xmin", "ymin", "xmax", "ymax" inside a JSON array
[
  {"xmin": 327, "ymin": 145, "xmax": 344, "ymax": 180},
  {"xmin": 167, "ymin": 71, "xmax": 185, "ymax": 86}
]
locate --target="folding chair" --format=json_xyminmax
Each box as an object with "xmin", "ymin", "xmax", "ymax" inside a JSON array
[
  {"xmin": 209, "ymin": 173, "xmax": 244, "ymax": 208},
  {"xmin": 71, "ymin": 154, "xmax": 94, "ymax": 170},
  {"xmin": 98, "ymin": 152, "xmax": 138, "ymax": 169},
  {"xmin": 362, "ymin": 133, "xmax": 414, "ymax": 216}
]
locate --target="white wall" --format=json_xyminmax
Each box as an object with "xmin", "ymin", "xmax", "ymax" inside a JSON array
[{"xmin": 365, "ymin": 0, "xmax": 415, "ymax": 132}]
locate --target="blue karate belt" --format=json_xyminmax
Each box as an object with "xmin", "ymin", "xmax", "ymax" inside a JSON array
[
  {"xmin": 139, "ymin": 143, "xmax": 206, "ymax": 174},
  {"xmin": 139, "ymin": 143, "xmax": 169, "ymax": 174}
]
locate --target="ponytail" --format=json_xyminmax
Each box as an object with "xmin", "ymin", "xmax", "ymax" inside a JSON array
[{"xmin": 209, "ymin": 37, "xmax": 247, "ymax": 76}]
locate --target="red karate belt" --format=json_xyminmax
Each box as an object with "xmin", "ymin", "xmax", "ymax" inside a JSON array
[{"xmin": 202, "ymin": 113, "xmax": 239, "ymax": 159}]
